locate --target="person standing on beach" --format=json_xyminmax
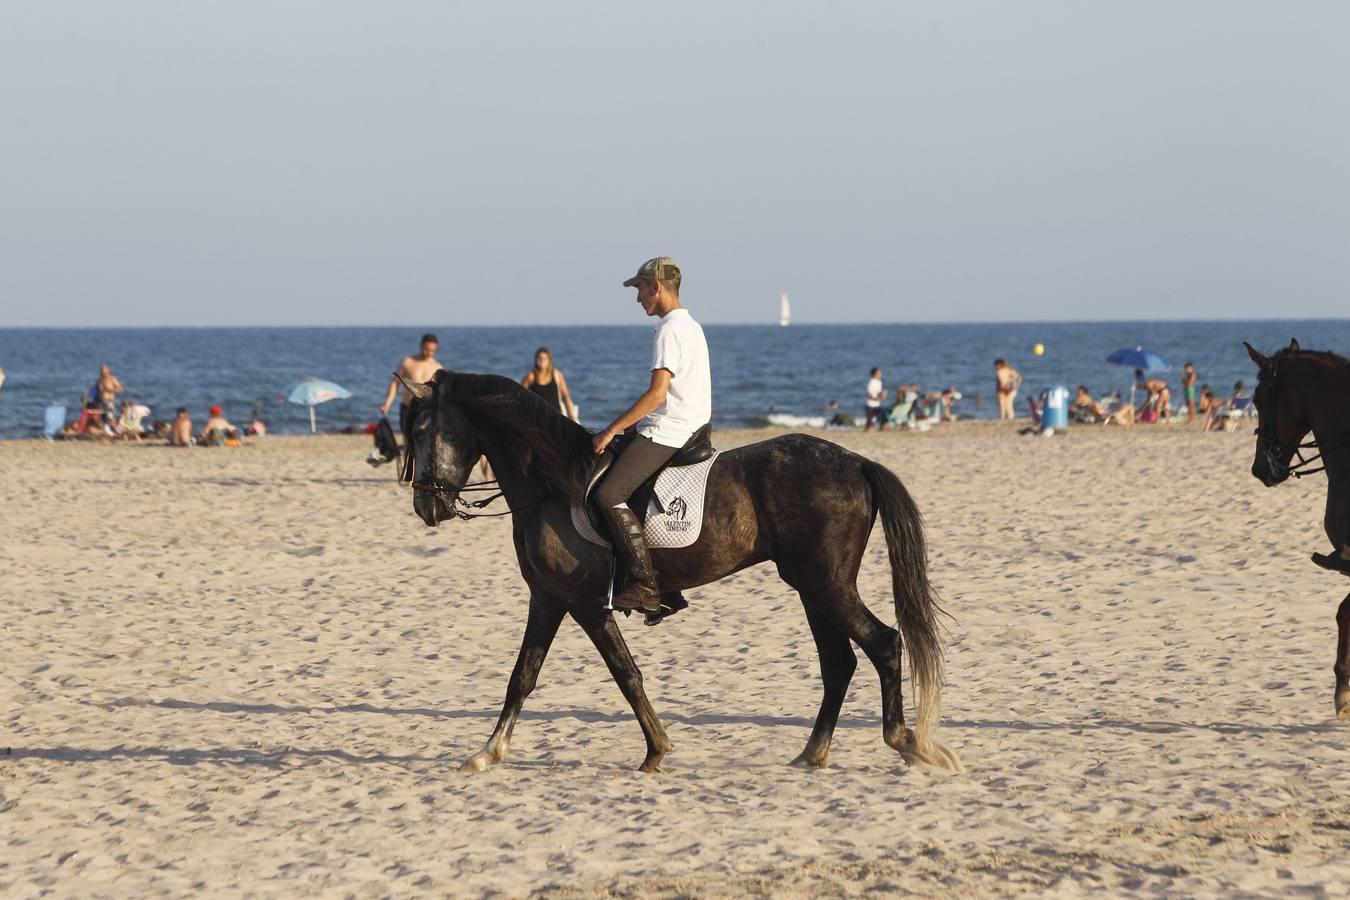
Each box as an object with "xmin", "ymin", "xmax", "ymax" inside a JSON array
[
  {"xmin": 379, "ymin": 333, "xmax": 443, "ymax": 432},
  {"xmin": 591, "ymin": 257, "xmax": 711, "ymax": 616},
  {"xmin": 94, "ymin": 364, "xmax": 124, "ymax": 432},
  {"xmin": 864, "ymin": 367, "xmax": 886, "ymax": 430},
  {"xmin": 522, "ymin": 347, "xmax": 578, "ymax": 422},
  {"xmin": 994, "ymin": 359, "xmax": 1021, "ymax": 420},
  {"xmin": 1181, "ymin": 361, "xmax": 1198, "ymax": 421}
]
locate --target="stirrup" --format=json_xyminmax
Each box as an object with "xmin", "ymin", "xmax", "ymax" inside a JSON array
[
  {"xmin": 611, "ymin": 584, "xmax": 661, "ymax": 614},
  {"xmin": 644, "ymin": 592, "xmax": 689, "ymax": 627}
]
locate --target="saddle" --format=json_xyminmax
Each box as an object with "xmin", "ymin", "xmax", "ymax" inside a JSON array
[{"xmin": 585, "ymin": 423, "xmax": 715, "ymax": 532}]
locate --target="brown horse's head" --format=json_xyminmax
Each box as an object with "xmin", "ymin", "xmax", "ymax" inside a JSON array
[
  {"xmin": 398, "ymin": 370, "xmax": 482, "ymax": 526},
  {"xmin": 1245, "ymin": 339, "xmax": 1313, "ymax": 487}
]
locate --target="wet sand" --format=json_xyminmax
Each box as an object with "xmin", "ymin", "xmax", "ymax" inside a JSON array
[{"xmin": 4, "ymin": 425, "xmax": 1349, "ymax": 896}]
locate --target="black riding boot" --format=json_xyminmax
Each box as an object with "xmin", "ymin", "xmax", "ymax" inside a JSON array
[{"xmin": 600, "ymin": 505, "xmax": 662, "ymax": 614}]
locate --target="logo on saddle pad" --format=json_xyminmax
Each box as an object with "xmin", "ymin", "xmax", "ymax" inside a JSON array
[{"xmin": 665, "ymin": 496, "xmax": 690, "ymax": 531}]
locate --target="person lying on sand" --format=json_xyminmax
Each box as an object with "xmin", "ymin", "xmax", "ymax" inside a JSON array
[{"xmin": 1072, "ymin": 386, "xmax": 1133, "ymax": 425}]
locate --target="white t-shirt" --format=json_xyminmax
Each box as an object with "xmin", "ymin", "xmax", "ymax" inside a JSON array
[
  {"xmin": 866, "ymin": 377, "xmax": 883, "ymax": 408},
  {"xmin": 639, "ymin": 307, "xmax": 712, "ymax": 448}
]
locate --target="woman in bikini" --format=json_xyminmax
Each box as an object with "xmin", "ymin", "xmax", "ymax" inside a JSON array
[{"xmin": 521, "ymin": 347, "xmax": 578, "ymax": 422}]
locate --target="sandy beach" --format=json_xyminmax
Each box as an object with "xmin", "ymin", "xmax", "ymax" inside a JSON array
[{"xmin": 4, "ymin": 424, "xmax": 1349, "ymax": 897}]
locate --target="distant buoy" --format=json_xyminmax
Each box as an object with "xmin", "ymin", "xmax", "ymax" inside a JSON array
[{"xmin": 1033, "ymin": 343, "xmax": 1045, "ymax": 356}]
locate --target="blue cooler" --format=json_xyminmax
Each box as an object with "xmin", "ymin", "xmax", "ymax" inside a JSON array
[{"xmin": 1040, "ymin": 385, "xmax": 1069, "ymax": 429}]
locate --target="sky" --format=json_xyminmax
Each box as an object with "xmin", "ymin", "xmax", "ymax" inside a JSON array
[{"xmin": 2, "ymin": 1, "xmax": 1347, "ymax": 327}]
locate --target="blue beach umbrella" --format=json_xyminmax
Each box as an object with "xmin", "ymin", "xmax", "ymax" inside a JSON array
[
  {"xmin": 1105, "ymin": 346, "xmax": 1170, "ymax": 372},
  {"xmin": 286, "ymin": 377, "xmax": 353, "ymax": 433},
  {"xmin": 1106, "ymin": 347, "xmax": 1170, "ymax": 408}
]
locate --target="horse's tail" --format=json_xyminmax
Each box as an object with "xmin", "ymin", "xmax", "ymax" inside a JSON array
[{"xmin": 862, "ymin": 460, "xmax": 962, "ymax": 772}]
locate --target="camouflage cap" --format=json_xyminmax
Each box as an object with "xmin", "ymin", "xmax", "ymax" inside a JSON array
[{"xmin": 622, "ymin": 257, "xmax": 681, "ymax": 287}]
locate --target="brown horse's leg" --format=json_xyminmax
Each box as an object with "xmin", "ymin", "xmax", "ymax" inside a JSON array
[
  {"xmin": 577, "ymin": 611, "xmax": 673, "ymax": 772},
  {"xmin": 1336, "ymin": 594, "xmax": 1350, "ymax": 721},
  {"xmin": 790, "ymin": 600, "xmax": 856, "ymax": 768},
  {"xmin": 462, "ymin": 593, "xmax": 566, "ymax": 773}
]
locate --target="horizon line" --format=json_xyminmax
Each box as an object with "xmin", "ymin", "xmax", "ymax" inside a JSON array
[{"xmin": 3, "ymin": 315, "xmax": 1349, "ymax": 331}]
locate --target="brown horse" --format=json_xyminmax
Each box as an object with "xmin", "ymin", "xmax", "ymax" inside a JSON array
[
  {"xmin": 396, "ymin": 370, "xmax": 961, "ymax": 773},
  {"xmin": 1245, "ymin": 339, "xmax": 1350, "ymax": 718}
]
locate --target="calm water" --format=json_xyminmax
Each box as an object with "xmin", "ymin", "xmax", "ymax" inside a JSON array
[{"xmin": 0, "ymin": 321, "xmax": 1347, "ymax": 439}]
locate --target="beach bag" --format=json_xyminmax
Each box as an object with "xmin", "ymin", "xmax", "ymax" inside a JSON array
[{"xmin": 368, "ymin": 417, "xmax": 400, "ymax": 467}]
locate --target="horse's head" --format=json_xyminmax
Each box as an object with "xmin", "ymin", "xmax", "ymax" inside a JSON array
[
  {"xmin": 398, "ymin": 370, "xmax": 481, "ymax": 526},
  {"xmin": 1245, "ymin": 339, "xmax": 1312, "ymax": 487}
]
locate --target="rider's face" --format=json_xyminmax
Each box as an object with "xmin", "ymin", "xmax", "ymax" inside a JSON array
[{"xmin": 635, "ymin": 280, "xmax": 660, "ymax": 316}]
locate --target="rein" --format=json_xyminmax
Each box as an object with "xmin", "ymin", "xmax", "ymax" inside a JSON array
[
  {"xmin": 410, "ymin": 477, "xmax": 542, "ymax": 520},
  {"xmin": 1257, "ymin": 357, "xmax": 1350, "ymax": 480},
  {"xmin": 403, "ymin": 381, "xmax": 544, "ymax": 521}
]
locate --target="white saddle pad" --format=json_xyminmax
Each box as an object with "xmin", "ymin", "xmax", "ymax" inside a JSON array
[{"xmin": 573, "ymin": 451, "xmax": 721, "ymax": 550}]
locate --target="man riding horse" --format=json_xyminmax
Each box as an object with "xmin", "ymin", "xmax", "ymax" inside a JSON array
[{"xmin": 590, "ymin": 257, "xmax": 712, "ymax": 617}]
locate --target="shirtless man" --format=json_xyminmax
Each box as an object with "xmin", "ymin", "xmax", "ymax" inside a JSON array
[
  {"xmin": 994, "ymin": 359, "xmax": 1021, "ymax": 420},
  {"xmin": 1180, "ymin": 362, "xmax": 1198, "ymax": 420},
  {"xmin": 169, "ymin": 408, "xmax": 193, "ymax": 446},
  {"xmin": 95, "ymin": 364, "xmax": 124, "ymax": 432},
  {"xmin": 379, "ymin": 333, "xmax": 444, "ymax": 432}
]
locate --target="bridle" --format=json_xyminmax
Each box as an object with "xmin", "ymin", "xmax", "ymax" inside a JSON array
[
  {"xmin": 402, "ymin": 381, "xmax": 540, "ymax": 521},
  {"xmin": 1255, "ymin": 357, "xmax": 1336, "ymax": 481}
]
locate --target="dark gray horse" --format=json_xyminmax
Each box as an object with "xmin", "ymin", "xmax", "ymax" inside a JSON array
[
  {"xmin": 1246, "ymin": 339, "xmax": 1350, "ymax": 718},
  {"xmin": 399, "ymin": 370, "xmax": 960, "ymax": 773}
]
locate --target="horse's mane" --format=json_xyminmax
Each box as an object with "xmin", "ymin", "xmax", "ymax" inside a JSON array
[
  {"xmin": 442, "ymin": 371, "xmax": 593, "ymax": 504},
  {"xmin": 1269, "ymin": 346, "xmax": 1350, "ymax": 374},
  {"xmin": 1279, "ymin": 347, "xmax": 1350, "ymax": 366}
]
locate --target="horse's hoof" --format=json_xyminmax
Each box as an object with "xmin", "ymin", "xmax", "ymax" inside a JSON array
[
  {"xmin": 789, "ymin": 750, "xmax": 828, "ymax": 768},
  {"xmin": 1336, "ymin": 692, "xmax": 1350, "ymax": 721},
  {"xmin": 638, "ymin": 756, "xmax": 665, "ymax": 774},
  {"xmin": 461, "ymin": 752, "xmax": 494, "ymax": 773}
]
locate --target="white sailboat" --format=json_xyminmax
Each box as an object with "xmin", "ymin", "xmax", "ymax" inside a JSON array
[{"xmin": 779, "ymin": 293, "xmax": 791, "ymax": 327}]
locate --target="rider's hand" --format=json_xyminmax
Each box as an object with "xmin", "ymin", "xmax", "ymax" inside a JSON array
[{"xmin": 592, "ymin": 428, "xmax": 615, "ymax": 455}]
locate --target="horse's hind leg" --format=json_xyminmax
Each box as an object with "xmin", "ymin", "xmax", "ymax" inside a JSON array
[
  {"xmin": 790, "ymin": 601, "xmax": 856, "ymax": 768},
  {"xmin": 1335, "ymin": 593, "xmax": 1350, "ymax": 720},
  {"xmin": 462, "ymin": 593, "xmax": 566, "ymax": 773},
  {"xmin": 817, "ymin": 583, "xmax": 920, "ymax": 761},
  {"xmin": 576, "ymin": 611, "xmax": 673, "ymax": 773}
]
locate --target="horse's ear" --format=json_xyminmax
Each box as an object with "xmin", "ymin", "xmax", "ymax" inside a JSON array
[
  {"xmin": 395, "ymin": 371, "xmax": 432, "ymax": 401},
  {"xmin": 1243, "ymin": 342, "xmax": 1267, "ymax": 368},
  {"xmin": 1288, "ymin": 338, "xmax": 1301, "ymax": 352},
  {"xmin": 433, "ymin": 368, "xmax": 452, "ymax": 383}
]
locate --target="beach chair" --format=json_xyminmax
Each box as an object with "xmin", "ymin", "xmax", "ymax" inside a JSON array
[
  {"xmin": 887, "ymin": 391, "xmax": 918, "ymax": 428},
  {"xmin": 1220, "ymin": 396, "xmax": 1255, "ymax": 432},
  {"xmin": 43, "ymin": 404, "xmax": 67, "ymax": 439}
]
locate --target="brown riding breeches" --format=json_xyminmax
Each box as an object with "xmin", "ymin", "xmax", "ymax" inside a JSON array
[{"xmin": 594, "ymin": 436, "xmax": 679, "ymax": 509}]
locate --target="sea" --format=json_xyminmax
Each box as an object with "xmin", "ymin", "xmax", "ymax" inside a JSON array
[{"xmin": 1, "ymin": 320, "xmax": 1347, "ymax": 440}]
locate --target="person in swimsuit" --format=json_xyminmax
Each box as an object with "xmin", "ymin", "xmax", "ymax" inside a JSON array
[
  {"xmin": 199, "ymin": 405, "xmax": 238, "ymax": 445},
  {"xmin": 521, "ymin": 347, "xmax": 578, "ymax": 421},
  {"xmin": 1181, "ymin": 362, "xmax": 1198, "ymax": 421},
  {"xmin": 994, "ymin": 359, "xmax": 1021, "ymax": 420},
  {"xmin": 95, "ymin": 364, "xmax": 124, "ymax": 434}
]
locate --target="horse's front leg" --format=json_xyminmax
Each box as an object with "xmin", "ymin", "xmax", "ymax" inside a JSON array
[
  {"xmin": 1335, "ymin": 593, "xmax": 1350, "ymax": 721},
  {"xmin": 577, "ymin": 611, "xmax": 673, "ymax": 773},
  {"xmin": 462, "ymin": 593, "xmax": 566, "ymax": 773}
]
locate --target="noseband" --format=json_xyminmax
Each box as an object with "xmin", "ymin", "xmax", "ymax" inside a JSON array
[
  {"xmin": 401, "ymin": 383, "xmax": 536, "ymax": 521},
  {"xmin": 1256, "ymin": 358, "xmax": 1328, "ymax": 481}
]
